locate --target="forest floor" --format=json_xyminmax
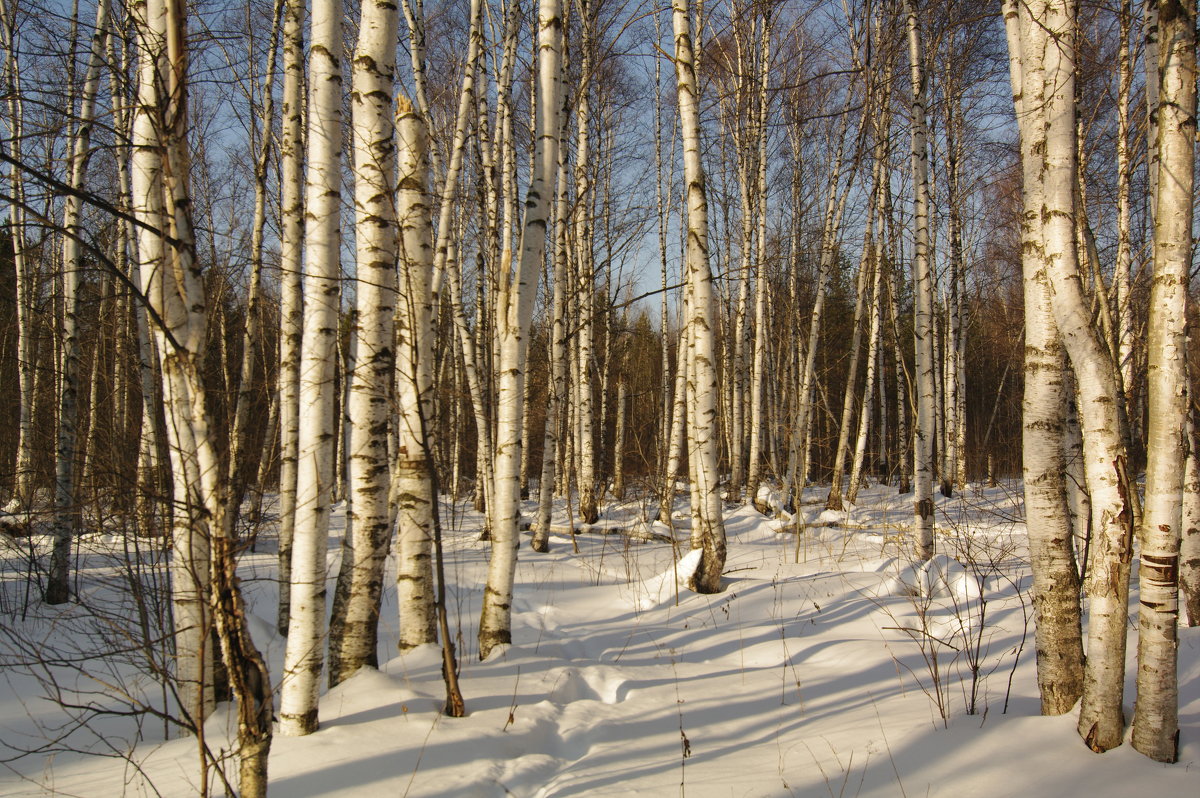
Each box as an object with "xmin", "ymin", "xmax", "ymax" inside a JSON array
[{"xmin": 1, "ymin": 480, "xmax": 1198, "ymax": 796}]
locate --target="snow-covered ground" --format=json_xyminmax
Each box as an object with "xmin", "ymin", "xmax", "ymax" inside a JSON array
[{"xmin": 1, "ymin": 481, "xmax": 1197, "ymax": 796}]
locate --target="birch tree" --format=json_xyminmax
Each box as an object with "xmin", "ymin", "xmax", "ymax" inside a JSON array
[
  {"xmin": 130, "ymin": 0, "xmax": 215, "ymax": 729},
  {"xmin": 393, "ymin": 96, "xmax": 438, "ymax": 650},
  {"xmin": 277, "ymin": 0, "xmax": 305, "ymax": 635},
  {"xmin": 478, "ymin": 0, "xmax": 563, "ymax": 659},
  {"xmin": 47, "ymin": 0, "xmax": 110, "ymax": 604},
  {"xmin": 1014, "ymin": 0, "xmax": 1134, "ymax": 753},
  {"xmin": 672, "ymin": 0, "xmax": 725, "ymax": 593},
  {"xmin": 1131, "ymin": 0, "xmax": 1194, "ymax": 762},
  {"xmin": 906, "ymin": 0, "xmax": 935, "ymax": 561},
  {"xmin": 328, "ymin": 0, "xmax": 400, "ymax": 687},
  {"xmin": 1003, "ymin": 0, "xmax": 1084, "ymax": 716},
  {"xmin": 281, "ymin": 0, "xmax": 343, "ymax": 736},
  {"xmin": 0, "ymin": 0, "xmax": 36, "ymax": 513}
]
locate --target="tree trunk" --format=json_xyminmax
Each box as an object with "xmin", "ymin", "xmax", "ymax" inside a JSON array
[
  {"xmin": 276, "ymin": 0, "xmax": 306, "ymax": 636},
  {"xmin": 1132, "ymin": 0, "xmax": 1193, "ymax": 762},
  {"xmin": 1004, "ymin": 0, "xmax": 1086, "ymax": 717},
  {"xmin": 328, "ymin": 0, "xmax": 402, "ymax": 687},
  {"xmin": 131, "ymin": 0, "xmax": 214, "ymax": 730},
  {"xmin": 393, "ymin": 98, "xmax": 438, "ymax": 651},
  {"xmin": 1018, "ymin": 0, "xmax": 1134, "ymax": 753},
  {"xmin": 533, "ymin": 109, "xmax": 572, "ymax": 552},
  {"xmin": 478, "ymin": 0, "xmax": 563, "ymax": 660},
  {"xmin": 906, "ymin": 0, "xmax": 935, "ymax": 562},
  {"xmin": 47, "ymin": 0, "xmax": 110, "ymax": 604},
  {"xmin": 1181, "ymin": 412, "xmax": 1200, "ymax": 627},
  {"xmin": 672, "ymin": 0, "xmax": 726, "ymax": 594},
  {"xmin": 280, "ymin": 0, "xmax": 343, "ymax": 736}
]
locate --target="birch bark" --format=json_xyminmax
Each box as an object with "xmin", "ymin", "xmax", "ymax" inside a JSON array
[
  {"xmin": 47, "ymin": 0, "xmax": 109, "ymax": 604},
  {"xmin": 1181, "ymin": 413, "xmax": 1200, "ymax": 626},
  {"xmin": 672, "ymin": 0, "xmax": 726, "ymax": 593},
  {"xmin": 1003, "ymin": 0, "xmax": 1085, "ymax": 715},
  {"xmin": 281, "ymin": 0, "xmax": 342, "ymax": 736},
  {"xmin": 130, "ymin": 0, "xmax": 215, "ymax": 729},
  {"xmin": 0, "ymin": 1, "xmax": 35, "ymax": 511},
  {"xmin": 328, "ymin": 0, "xmax": 401, "ymax": 686},
  {"xmin": 393, "ymin": 98, "xmax": 438, "ymax": 650},
  {"xmin": 1022, "ymin": 0, "xmax": 1134, "ymax": 752},
  {"xmin": 745, "ymin": 13, "xmax": 770, "ymax": 505},
  {"xmin": 533, "ymin": 112, "xmax": 572, "ymax": 553},
  {"xmin": 277, "ymin": 0, "xmax": 305, "ymax": 635},
  {"xmin": 906, "ymin": 0, "xmax": 935, "ymax": 561},
  {"xmin": 1132, "ymin": 0, "xmax": 1193, "ymax": 762},
  {"xmin": 479, "ymin": 0, "xmax": 562, "ymax": 659}
]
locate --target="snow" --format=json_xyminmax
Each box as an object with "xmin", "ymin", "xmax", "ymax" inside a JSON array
[{"xmin": 1, "ymin": 481, "xmax": 1197, "ymax": 797}]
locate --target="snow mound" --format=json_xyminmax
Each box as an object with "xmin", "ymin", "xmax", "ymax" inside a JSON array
[
  {"xmin": 630, "ymin": 547, "xmax": 703, "ymax": 610},
  {"xmin": 627, "ymin": 518, "xmax": 674, "ymax": 542},
  {"xmin": 815, "ymin": 508, "xmax": 848, "ymax": 526},
  {"xmin": 755, "ymin": 485, "xmax": 785, "ymax": 515},
  {"xmin": 882, "ymin": 553, "xmax": 983, "ymax": 601}
]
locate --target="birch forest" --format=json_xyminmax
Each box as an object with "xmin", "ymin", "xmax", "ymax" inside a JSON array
[{"xmin": 1, "ymin": 0, "xmax": 1199, "ymax": 795}]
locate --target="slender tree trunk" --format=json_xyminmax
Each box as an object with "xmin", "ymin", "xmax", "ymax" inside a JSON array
[
  {"xmin": 785, "ymin": 99, "xmax": 855, "ymax": 510},
  {"xmin": 1004, "ymin": 0, "xmax": 1086, "ymax": 717},
  {"xmin": 1115, "ymin": 0, "xmax": 1135, "ymax": 437},
  {"xmin": 1, "ymin": 3, "xmax": 35, "ymax": 510},
  {"xmin": 533, "ymin": 118, "xmax": 571, "ymax": 552},
  {"xmin": 1019, "ymin": 0, "xmax": 1134, "ymax": 753},
  {"xmin": 612, "ymin": 377, "xmax": 627, "ymax": 500},
  {"xmin": 847, "ymin": 214, "xmax": 884, "ymax": 505},
  {"xmin": 673, "ymin": 0, "xmax": 726, "ymax": 593},
  {"xmin": 277, "ymin": 0, "xmax": 306, "ymax": 636},
  {"xmin": 827, "ymin": 155, "xmax": 881, "ymax": 512},
  {"xmin": 328, "ymin": 0, "xmax": 401, "ymax": 687},
  {"xmin": 1132, "ymin": 0, "xmax": 1193, "ymax": 762},
  {"xmin": 745, "ymin": 13, "xmax": 770, "ymax": 506},
  {"xmin": 478, "ymin": 0, "xmax": 563, "ymax": 660},
  {"xmin": 47, "ymin": 0, "xmax": 110, "ymax": 604},
  {"xmin": 393, "ymin": 98, "xmax": 438, "ymax": 651},
  {"xmin": 535, "ymin": 49, "xmax": 575, "ymax": 550},
  {"xmin": 943, "ymin": 89, "xmax": 965, "ymax": 496},
  {"xmin": 280, "ymin": 0, "xmax": 343, "ymax": 736},
  {"xmin": 227, "ymin": 0, "xmax": 283, "ymax": 533},
  {"xmin": 573, "ymin": 1, "xmax": 598, "ymax": 525},
  {"xmin": 906, "ymin": 0, "xmax": 935, "ymax": 562}
]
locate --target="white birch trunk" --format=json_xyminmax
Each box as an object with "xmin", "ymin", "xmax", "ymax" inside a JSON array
[
  {"xmin": 277, "ymin": 0, "xmax": 306, "ymax": 635},
  {"xmin": 1003, "ymin": 0, "xmax": 1085, "ymax": 715},
  {"xmin": 906, "ymin": 0, "xmax": 935, "ymax": 561},
  {"xmin": 673, "ymin": 0, "xmax": 726, "ymax": 593},
  {"xmin": 1181, "ymin": 413, "xmax": 1200, "ymax": 627},
  {"xmin": 1131, "ymin": 0, "xmax": 1193, "ymax": 761},
  {"xmin": 847, "ymin": 225, "xmax": 883, "ymax": 505},
  {"xmin": 533, "ymin": 116, "xmax": 572, "ymax": 553},
  {"xmin": 785, "ymin": 101, "xmax": 854, "ymax": 509},
  {"xmin": 280, "ymin": 0, "xmax": 342, "ymax": 736},
  {"xmin": 827, "ymin": 152, "xmax": 882, "ymax": 512},
  {"xmin": 47, "ymin": 0, "xmax": 109, "ymax": 604},
  {"xmin": 573, "ymin": 3, "xmax": 598, "ymax": 525},
  {"xmin": 661, "ymin": 336, "xmax": 688, "ymax": 522},
  {"xmin": 328, "ymin": 0, "xmax": 400, "ymax": 686},
  {"xmin": 130, "ymin": 0, "xmax": 214, "ymax": 730},
  {"xmin": 393, "ymin": 99, "xmax": 438, "ymax": 650},
  {"xmin": 1115, "ymin": 1, "xmax": 1135, "ymax": 425},
  {"xmin": 479, "ymin": 0, "xmax": 562, "ymax": 659},
  {"xmin": 1, "ymin": 6, "xmax": 34, "ymax": 510},
  {"xmin": 228, "ymin": 1, "xmax": 282, "ymax": 526},
  {"xmin": 745, "ymin": 15, "xmax": 770, "ymax": 505},
  {"xmin": 1022, "ymin": 0, "xmax": 1133, "ymax": 752}
]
